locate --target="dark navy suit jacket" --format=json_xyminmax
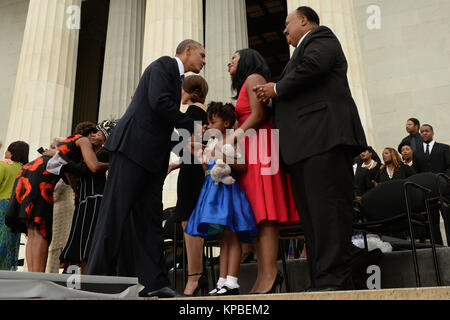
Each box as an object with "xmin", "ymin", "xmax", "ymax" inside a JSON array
[{"xmin": 105, "ymin": 56, "xmax": 194, "ymax": 173}]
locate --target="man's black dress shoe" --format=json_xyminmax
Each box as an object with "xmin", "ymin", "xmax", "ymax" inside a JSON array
[{"xmin": 141, "ymin": 286, "xmax": 182, "ymax": 298}]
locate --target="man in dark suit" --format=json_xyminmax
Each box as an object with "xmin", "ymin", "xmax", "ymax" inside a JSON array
[
  {"xmin": 413, "ymin": 124, "xmax": 450, "ymax": 245},
  {"xmin": 254, "ymin": 7, "xmax": 367, "ymax": 291},
  {"xmin": 414, "ymin": 124, "xmax": 450, "ymax": 176},
  {"xmin": 86, "ymin": 39, "xmax": 206, "ymax": 298},
  {"xmin": 399, "ymin": 118, "xmax": 423, "ymax": 152}
]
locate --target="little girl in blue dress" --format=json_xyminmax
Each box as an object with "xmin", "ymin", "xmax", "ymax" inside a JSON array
[{"xmin": 185, "ymin": 102, "xmax": 257, "ymax": 296}]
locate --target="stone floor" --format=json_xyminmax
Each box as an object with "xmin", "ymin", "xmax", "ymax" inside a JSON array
[{"xmin": 168, "ymin": 247, "xmax": 450, "ymax": 294}]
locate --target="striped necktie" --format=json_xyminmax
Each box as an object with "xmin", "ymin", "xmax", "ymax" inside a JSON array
[{"xmin": 180, "ymin": 74, "xmax": 185, "ymax": 86}]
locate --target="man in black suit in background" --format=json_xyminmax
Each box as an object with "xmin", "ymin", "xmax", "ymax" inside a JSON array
[
  {"xmin": 414, "ymin": 124, "xmax": 450, "ymax": 176},
  {"xmin": 254, "ymin": 7, "xmax": 367, "ymax": 291},
  {"xmin": 86, "ymin": 39, "xmax": 206, "ymax": 297},
  {"xmin": 413, "ymin": 124, "xmax": 450, "ymax": 245},
  {"xmin": 399, "ymin": 118, "xmax": 423, "ymax": 152}
]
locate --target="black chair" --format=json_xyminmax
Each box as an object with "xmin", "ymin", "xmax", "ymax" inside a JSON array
[
  {"xmin": 203, "ymin": 239, "xmax": 221, "ymax": 288},
  {"xmin": 161, "ymin": 207, "xmax": 185, "ymax": 290},
  {"xmin": 435, "ymin": 173, "xmax": 450, "ymax": 242},
  {"xmin": 406, "ymin": 173, "xmax": 450, "ymax": 243},
  {"xmin": 164, "ymin": 207, "xmax": 218, "ymax": 294},
  {"xmin": 279, "ymin": 223, "xmax": 304, "ymax": 292},
  {"xmin": 353, "ymin": 178, "xmax": 442, "ymax": 287}
]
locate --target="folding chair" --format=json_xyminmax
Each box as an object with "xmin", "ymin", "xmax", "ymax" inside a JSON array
[
  {"xmin": 279, "ymin": 223, "xmax": 304, "ymax": 292},
  {"xmin": 353, "ymin": 179, "xmax": 442, "ymax": 287}
]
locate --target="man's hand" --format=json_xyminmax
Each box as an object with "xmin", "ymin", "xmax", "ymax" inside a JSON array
[
  {"xmin": 189, "ymin": 137, "xmax": 206, "ymax": 163},
  {"xmin": 253, "ymin": 82, "xmax": 277, "ymax": 103}
]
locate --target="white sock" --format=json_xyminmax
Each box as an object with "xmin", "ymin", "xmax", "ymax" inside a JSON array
[
  {"xmin": 224, "ymin": 275, "xmax": 239, "ymax": 289},
  {"xmin": 217, "ymin": 277, "xmax": 227, "ymax": 288},
  {"xmin": 216, "ymin": 276, "xmax": 240, "ymax": 294},
  {"xmin": 209, "ymin": 277, "xmax": 227, "ymax": 295}
]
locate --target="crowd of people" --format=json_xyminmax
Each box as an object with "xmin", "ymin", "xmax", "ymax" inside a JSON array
[
  {"xmin": 0, "ymin": 6, "xmax": 449, "ymax": 299},
  {"xmin": 354, "ymin": 118, "xmax": 450, "ymax": 245}
]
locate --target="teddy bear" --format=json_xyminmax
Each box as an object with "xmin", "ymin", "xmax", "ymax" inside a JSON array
[{"xmin": 210, "ymin": 159, "xmax": 235, "ymax": 185}]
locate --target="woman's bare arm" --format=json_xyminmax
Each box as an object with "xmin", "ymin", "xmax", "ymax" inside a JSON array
[
  {"xmin": 76, "ymin": 137, "xmax": 109, "ymax": 173},
  {"xmin": 238, "ymin": 75, "xmax": 266, "ymax": 133}
]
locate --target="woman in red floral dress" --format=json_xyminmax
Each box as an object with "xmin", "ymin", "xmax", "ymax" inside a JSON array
[{"xmin": 6, "ymin": 122, "xmax": 108, "ymax": 272}]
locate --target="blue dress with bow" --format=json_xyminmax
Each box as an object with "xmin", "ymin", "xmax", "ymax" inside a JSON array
[{"xmin": 185, "ymin": 159, "xmax": 257, "ymax": 242}]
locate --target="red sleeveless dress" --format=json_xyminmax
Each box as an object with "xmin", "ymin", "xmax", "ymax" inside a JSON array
[{"xmin": 235, "ymin": 75, "xmax": 299, "ymax": 225}]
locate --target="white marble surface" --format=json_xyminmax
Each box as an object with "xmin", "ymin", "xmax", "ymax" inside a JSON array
[{"xmin": 354, "ymin": 0, "xmax": 450, "ymax": 151}]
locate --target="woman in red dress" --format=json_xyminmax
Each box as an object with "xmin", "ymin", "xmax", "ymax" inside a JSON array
[
  {"xmin": 6, "ymin": 122, "xmax": 108, "ymax": 272},
  {"xmin": 228, "ymin": 49, "xmax": 300, "ymax": 293}
]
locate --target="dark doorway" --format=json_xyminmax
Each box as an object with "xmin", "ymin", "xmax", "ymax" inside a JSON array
[
  {"xmin": 246, "ymin": 0, "xmax": 290, "ymax": 82},
  {"xmin": 71, "ymin": 0, "xmax": 110, "ymax": 131}
]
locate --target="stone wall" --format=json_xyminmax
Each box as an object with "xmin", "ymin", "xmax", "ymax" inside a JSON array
[{"xmin": 354, "ymin": 0, "xmax": 450, "ymax": 154}]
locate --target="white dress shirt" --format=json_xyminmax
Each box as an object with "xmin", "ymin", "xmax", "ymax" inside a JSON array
[
  {"xmin": 174, "ymin": 56, "xmax": 185, "ymax": 77},
  {"xmin": 423, "ymin": 140, "xmax": 435, "ymax": 154}
]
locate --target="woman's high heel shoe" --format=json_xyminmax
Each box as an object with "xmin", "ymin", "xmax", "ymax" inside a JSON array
[
  {"xmin": 183, "ymin": 273, "xmax": 209, "ymax": 297},
  {"xmin": 256, "ymin": 272, "xmax": 284, "ymax": 294}
]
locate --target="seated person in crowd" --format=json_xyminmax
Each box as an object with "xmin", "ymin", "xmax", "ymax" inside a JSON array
[
  {"xmin": 359, "ymin": 146, "xmax": 381, "ymax": 182},
  {"xmin": 353, "ymin": 157, "xmax": 373, "ymax": 199},
  {"xmin": 413, "ymin": 124, "xmax": 450, "ymax": 176},
  {"xmin": 398, "ymin": 141, "xmax": 416, "ymax": 170},
  {"xmin": 399, "ymin": 117, "xmax": 423, "ymax": 151},
  {"xmin": 376, "ymin": 147, "xmax": 416, "ymax": 184}
]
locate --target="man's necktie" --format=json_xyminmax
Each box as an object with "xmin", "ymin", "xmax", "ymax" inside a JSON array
[
  {"xmin": 425, "ymin": 143, "xmax": 430, "ymax": 158},
  {"xmin": 180, "ymin": 74, "xmax": 185, "ymax": 87},
  {"xmin": 410, "ymin": 136, "xmax": 416, "ymax": 151}
]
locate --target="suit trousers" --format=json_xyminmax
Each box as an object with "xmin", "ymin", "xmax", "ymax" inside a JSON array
[
  {"xmin": 86, "ymin": 151, "xmax": 170, "ymax": 291},
  {"xmin": 288, "ymin": 146, "xmax": 355, "ymax": 289}
]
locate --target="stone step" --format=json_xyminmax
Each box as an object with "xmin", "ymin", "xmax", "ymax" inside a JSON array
[
  {"xmin": 169, "ymin": 247, "xmax": 450, "ymax": 293},
  {"xmin": 170, "ymin": 286, "xmax": 450, "ymax": 300}
]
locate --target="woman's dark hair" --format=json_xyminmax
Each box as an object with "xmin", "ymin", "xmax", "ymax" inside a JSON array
[
  {"xmin": 7, "ymin": 141, "xmax": 29, "ymax": 165},
  {"xmin": 183, "ymin": 75, "xmax": 209, "ymax": 104},
  {"xmin": 207, "ymin": 101, "xmax": 236, "ymax": 128},
  {"xmin": 231, "ymin": 48, "xmax": 271, "ymax": 99},
  {"xmin": 363, "ymin": 146, "xmax": 381, "ymax": 163},
  {"xmin": 398, "ymin": 141, "xmax": 412, "ymax": 154},
  {"xmin": 73, "ymin": 121, "xmax": 98, "ymax": 137}
]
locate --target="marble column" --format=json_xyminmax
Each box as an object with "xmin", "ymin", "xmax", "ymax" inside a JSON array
[
  {"xmin": 287, "ymin": 0, "xmax": 376, "ymax": 149},
  {"xmin": 142, "ymin": 0, "xmax": 203, "ymax": 209},
  {"xmin": 98, "ymin": 0, "xmax": 145, "ymax": 121},
  {"xmin": 204, "ymin": 0, "xmax": 248, "ymax": 104},
  {"xmin": 5, "ymin": 0, "xmax": 81, "ymax": 159},
  {"xmin": 142, "ymin": 0, "xmax": 203, "ymax": 70}
]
